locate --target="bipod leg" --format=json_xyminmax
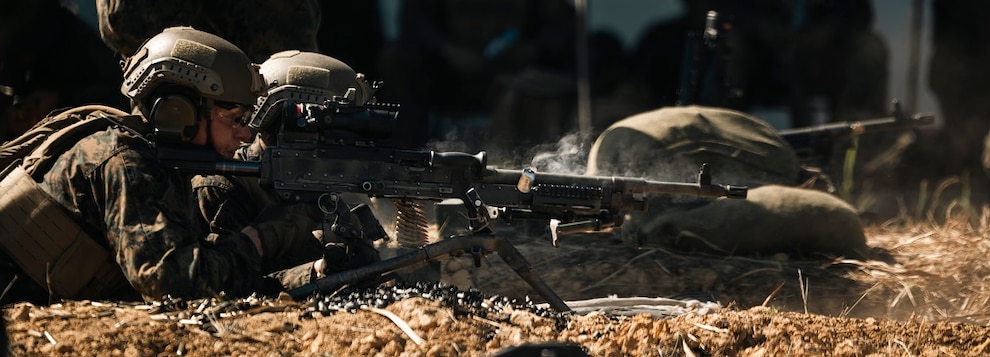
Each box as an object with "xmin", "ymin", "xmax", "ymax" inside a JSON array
[
  {"xmin": 490, "ymin": 236, "xmax": 571, "ymax": 312},
  {"xmin": 287, "ymin": 235, "xmax": 571, "ymax": 312}
]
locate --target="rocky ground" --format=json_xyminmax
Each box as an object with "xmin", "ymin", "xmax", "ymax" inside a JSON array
[{"xmin": 6, "ymin": 204, "xmax": 990, "ymax": 356}]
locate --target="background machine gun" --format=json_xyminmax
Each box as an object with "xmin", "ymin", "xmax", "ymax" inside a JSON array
[
  {"xmin": 779, "ymin": 99, "xmax": 936, "ymax": 173},
  {"xmin": 166, "ymin": 98, "xmax": 748, "ymax": 312},
  {"xmin": 674, "ymin": 10, "xmax": 935, "ymax": 179}
]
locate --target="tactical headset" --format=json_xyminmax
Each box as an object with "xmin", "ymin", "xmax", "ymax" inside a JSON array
[{"xmin": 149, "ymin": 85, "xmax": 202, "ymax": 144}]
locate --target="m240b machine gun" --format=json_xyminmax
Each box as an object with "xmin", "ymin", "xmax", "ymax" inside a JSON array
[
  {"xmin": 778, "ymin": 99, "xmax": 936, "ymax": 172},
  {"xmin": 173, "ymin": 99, "xmax": 748, "ymax": 311}
]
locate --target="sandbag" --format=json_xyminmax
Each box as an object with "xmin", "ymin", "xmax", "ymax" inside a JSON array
[
  {"xmin": 623, "ymin": 185, "xmax": 869, "ymax": 258},
  {"xmin": 588, "ymin": 106, "xmax": 868, "ymax": 258},
  {"xmin": 587, "ymin": 105, "xmax": 800, "ymax": 187}
]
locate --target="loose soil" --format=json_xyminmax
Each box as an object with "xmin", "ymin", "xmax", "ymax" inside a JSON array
[{"xmin": 6, "ymin": 211, "xmax": 990, "ymax": 356}]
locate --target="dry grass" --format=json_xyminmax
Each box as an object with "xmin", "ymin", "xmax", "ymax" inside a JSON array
[
  {"xmin": 824, "ymin": 167, "xmax": 990, "ymax": 323},
  {"xmin": 858, "ymin": 209, "xmax": 990, "ymax": 325},
  {"xmin": 833, "ymin": 169, "xmax": 990, "ymax": 323}
]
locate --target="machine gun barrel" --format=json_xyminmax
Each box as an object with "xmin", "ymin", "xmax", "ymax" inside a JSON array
[
  {"xmin": 777, "ymin": 100, "xmax": 936, "ymax": 169},
  {"xmin": 778, "ymin": 112, "xmax": 935, "ymax": 141},
  {"xmin": 479, "ymin": 164, "xmax": 746, "ymax": 209},
  {"xmin": 161, "ymin": 98, "xmax": 751, "ymax": 308},
  {"xmin": 254, "ymin": 145, "xmax": 746, "ymax": 227}
]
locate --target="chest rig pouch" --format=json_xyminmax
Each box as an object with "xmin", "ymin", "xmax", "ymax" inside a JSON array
[{"xmin": 0, "ymin": 105, "xmax": 147, "ymax": 300}]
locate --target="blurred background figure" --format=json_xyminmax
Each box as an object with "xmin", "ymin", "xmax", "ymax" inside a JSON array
[
  {"xmin": 316, "ymin": 0, "xmax": 385, "ymax": 80},
  {"xmin": 725, "ymin": 0, "xmax": 889, "ymax": 127},
  {"xmin": 621, "ymin": 0, "xmax": 889, "ymax": 129},
  {"xmin": 0, "ymin": 0, "xmax": 125, "ymax": 142},
  {"xmin": 96, "ymin": 0, "xmax": 321, "ymax": 62},
  {"xmin": 726, "ymin": 0, "xmax": 893, "ymax": 207},
  {"xmin": 878, "ymin": 0, "xmax": 990, "ymax": 214},
  {"xmin": 381, "ymin": 0, "xmax": 577, "ymax": 152},
  {"xmin": 618, "ymin": 0, "xmax": 718, "ymax": 114},
  {"xmin": 614, "ymin": 0, "xmax": 898, "ymax": 211}
]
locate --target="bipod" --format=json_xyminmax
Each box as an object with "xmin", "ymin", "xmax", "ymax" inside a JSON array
[{"xmin": 286, "ymin": 233, "xmax": 571, "ymax": 312}]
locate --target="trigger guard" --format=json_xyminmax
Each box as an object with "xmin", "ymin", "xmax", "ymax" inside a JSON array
[
  {"xmin": 549, "ymin": 219, "xmax": 561, "ymax": 247},
  {"xmin": 317, "ymin": 193, "xmax": 340, "ymax": 215}
]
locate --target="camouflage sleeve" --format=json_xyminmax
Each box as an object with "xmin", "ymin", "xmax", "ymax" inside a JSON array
[
  {"xmin": 193, "ymin": 133, "xmax": 267, "ymax": 237},
  {"xmin": 233, "ymin": 136, "xmax": 266, "ymax": 161},
  {"xmin": 191, "ymin": 175, "xmax": 260, "ymax": 237},
  {"xmin": 269, "ymin": 262, "xmax": 317, "ymax": 291},
  {"xmin": 100, "ymin": 148, "xmax": 268, "ymax": 300}
]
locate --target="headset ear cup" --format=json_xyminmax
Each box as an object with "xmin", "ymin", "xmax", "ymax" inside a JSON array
[{"xmin": 151, "ymin": 95, "xmax": 198, "ymax": 143}]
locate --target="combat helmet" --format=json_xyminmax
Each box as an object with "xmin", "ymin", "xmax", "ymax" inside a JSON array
[
  {"xmin": 120, "ymin": 26, "xmax": 265, "ymax": 142},
  {"xmin": 250, "ymin": 50, "xmax": 373, "ymax": 131}
]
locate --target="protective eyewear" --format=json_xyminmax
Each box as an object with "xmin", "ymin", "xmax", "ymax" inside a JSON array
[{"xmin": 214, "ymin": 101, "xmax": 253, "ymax": 127}]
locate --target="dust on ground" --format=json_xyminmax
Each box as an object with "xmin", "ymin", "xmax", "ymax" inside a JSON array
[{"xmin": 6, "ymin": 211, "xmax": 990, "ymax": 356}]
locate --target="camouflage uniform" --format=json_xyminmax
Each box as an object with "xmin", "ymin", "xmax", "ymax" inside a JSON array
[
  {"xmin": 190, "ymin": 50, "xmax": 383, "ymax": 288},
  {"xmin": 193, "ymin": 172, "xmax": 323, "ymax": 288},
  {"xmin": 192, "ymin": 138, "xmax": 272, "ymax": 237},
  {"xmin": 34, "ymin": 111, "xmax": 313, "ymax": 301},
  {"xmin": 96, "ymin": 0, "xmax": 320, "ymax": 61}
]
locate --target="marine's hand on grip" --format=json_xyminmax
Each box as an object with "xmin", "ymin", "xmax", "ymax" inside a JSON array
[{"xmin": 247, "ymin": 201, "xmax": 324, "ymax": 270}]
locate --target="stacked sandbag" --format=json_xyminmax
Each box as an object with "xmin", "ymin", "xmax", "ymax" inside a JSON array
[{"xmin": 588, "ymin": 106, "xmax": 868, "ymax": 258}]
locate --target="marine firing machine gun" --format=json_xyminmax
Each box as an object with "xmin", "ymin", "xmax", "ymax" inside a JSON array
[{"xmin": 179, "ymin": 97, "xmax": 748, "ymax": 311}]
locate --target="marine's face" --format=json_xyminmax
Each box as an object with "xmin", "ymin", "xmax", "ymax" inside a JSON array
[{"xmin": 208, "ymin": 103, "xmax": 253, "ymax": 158}]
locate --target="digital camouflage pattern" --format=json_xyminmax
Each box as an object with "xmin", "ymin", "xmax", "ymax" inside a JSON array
[
  {"xmin": 96, "ymin": 0, "xmax": 320, "ymax": 61},
  {"xmin": 192, "ymin": 136, "xmax": 378, "ymax": 276},
  {"xmin": 192, "ymin": 137, "xmax": 272, "ymax": 238},
  {"xmin": 32, "ymin": 110, "xmax": 308, "ymax": 301},
  {"xmin": 190, "ymin": 137, "xmax": 324, "ymax": 273}
]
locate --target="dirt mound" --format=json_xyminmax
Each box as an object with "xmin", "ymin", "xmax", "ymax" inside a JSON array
[{"xmin": 6, "ymin": 215, "xmax": 990, "ymax": 356}]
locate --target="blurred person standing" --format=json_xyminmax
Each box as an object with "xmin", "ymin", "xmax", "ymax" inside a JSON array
[
  {"xmin": 725, "ymin": 0, "xmax": 889, "ymax": 127},
  {"xmin": 386, "ymin": 0, "xmax": 577, "ymax": 152},
  {"xmin": 895, "ymin": 0, "xmax": 990, "ymax": 210},
  {"xmin": 623, "ymin": 0, "xmax": 720, "ymax": 111},
  {"xmin": 316, "ymin": 0, "xmax": 385, "ymax": 81},
  {"xmin": 626, "ymin": 0, "xmax": 888, "ymax": 127},
  {"xmin": 623, "ymin": 0, "xmax": 892, "ymax": 206}
]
